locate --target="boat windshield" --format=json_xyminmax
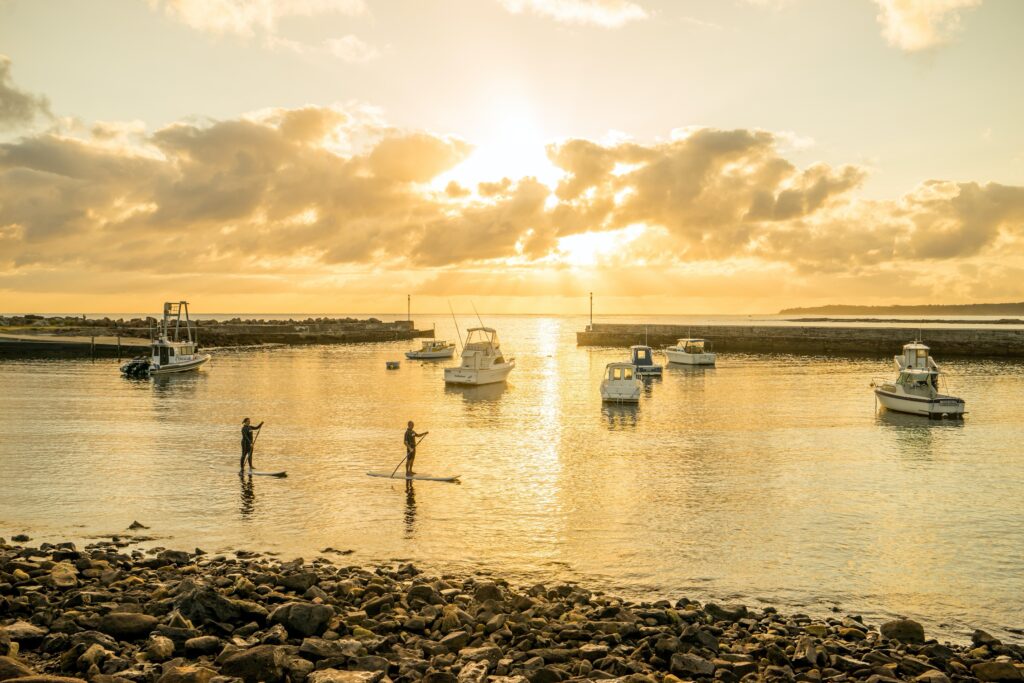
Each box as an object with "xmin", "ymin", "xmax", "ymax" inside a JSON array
[
  {"xmin": 897, "ymin": 371, "xmax": 936, "ymax": 390},
  {"xmin": 685, "ymin": 340, "xmax": 705, "ymax": 352},
  {"xmin": 633, "ymin": 348, "xmax": 652, "ymax": 363},
  {"xmin": 465, "ymin": 328, "xmax": 498, "ymax": 348},
  {"xmin": 612, "ymin": 366, "xmax": 634, "ymax": 380}
]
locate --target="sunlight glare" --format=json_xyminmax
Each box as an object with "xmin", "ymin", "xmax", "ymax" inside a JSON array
[{"xmin": 555, "ymin": 225, "xmax": 646, "ymax": 267}]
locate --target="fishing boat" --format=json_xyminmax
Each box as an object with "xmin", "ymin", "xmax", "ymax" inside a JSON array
[
  {"xmin": 664, "ymin": 338, "xmax": 716, "ymax": 366},
  {"xmin": 872, "ymin": 341, "xmax": 965, "ymax": 418},
  {"xmin": 120, "ymin": 301, "xmax": 210, "ymax": 377},
  {"xmin": 443, "ymin": 327, "xmax": 515, "ymax": 385},
  {"xmin": 600, "ymin": 362, "xmax": 642, "ymax": 403},
  {"xmin": 405, "ymin": 339, "xmax": 456, "ymax": 359},
  {"xmin": 629, "ymin": 345, "xmax": 663, "ymax": 376}
]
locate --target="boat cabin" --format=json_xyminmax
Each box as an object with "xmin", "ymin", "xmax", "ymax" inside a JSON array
[
  {"xmin": 606, "ymin": 363, "xmax": 636, "ymax": 382},
  {"xmin": 676, "ymin": 338, "xmax": 711, "ymax": 353},
  {"xmin": 152, "ymin": 340, "xmax": 199, "ymax": 366},
  {"xmin": 419, "ymin": 340, "xmax": 451, "ymax": 352},
  {"xmin": 901, "ymin": 342, "xmax": 931, "ymax": 369},
  {"xmin": 462, "ymin": 327, "xmax": 506, "ymax": 364}
]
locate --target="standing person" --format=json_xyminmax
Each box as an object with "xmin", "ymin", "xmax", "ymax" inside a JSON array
[
  {"xmin": 404, "ymin": 421, "xmax": 427, "ymax": 476},
  {"xmin": 240, "ymin": 418, "xmax": 264, "ymax": 472}
]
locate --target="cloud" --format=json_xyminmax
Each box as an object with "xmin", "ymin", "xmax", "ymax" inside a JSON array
[
  {"xmin": 151, "ymin": 0, "xmax": 366, "ymax": 36},
  {"xmin": 873, "ymin": 0, "xmax": 982, "ymax": 51},
  {"xmin": 324, "ymin": 35, "xmax": 380, "ymax": 63},
  {"xmin": 0, "ymin": 56, "xmax": 52, "ymax": 130},
  {"xmin": 496, "ymin": 0, "xmax": 648, "ymax": 27},
  {"xmin": 3, "ymin": 102, "xmax": 1024, "ymax": 309}
]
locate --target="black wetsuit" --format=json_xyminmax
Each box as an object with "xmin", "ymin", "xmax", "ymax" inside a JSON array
[
  {"xmin": 241, "ymin": 424, "xmax": 256, "ymax": 470},
  {"xmin": 404, "ymin": 427, "xmax": 417, "ymax": 472}
]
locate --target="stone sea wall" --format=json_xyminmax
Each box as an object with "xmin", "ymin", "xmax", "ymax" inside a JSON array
[
  {"xmin": 576, "ymin": 325, "xmax": 1024, "ymax": 358},
  {"xmin": 1, "ymin": 536, "xmax": 1022, "ymax": 683}
]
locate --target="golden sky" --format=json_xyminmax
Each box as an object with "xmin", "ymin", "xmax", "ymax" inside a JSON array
[{"xmin": 1, "ymin": 0, "xmax": 1023, "ymax": 314}]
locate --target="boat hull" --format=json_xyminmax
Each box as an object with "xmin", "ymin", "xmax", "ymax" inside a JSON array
[
  {"xmin": 149, "ymin": 354, "xmax": 211, "ymax": 375},
  {"xmin": 874, "ymin": 387, "xmax": 965, "ymax": 418},
  {"xmin": 406, "ymin": 348, "xmax": 455, "ymax": 359},
  {"xmin": 634, "ymin": 365, "xmax": 662, "ymax": 376},
  {"xmin": 665, "ymin": 349, "xmax": 716, "ymax": 366},
  {"xmin": 600, "ymin": 383, "xmax": 641, "ymax": 403},
  {"xmin": 443, "ymin": 360, "xmax": 514, "ymax": 385}
]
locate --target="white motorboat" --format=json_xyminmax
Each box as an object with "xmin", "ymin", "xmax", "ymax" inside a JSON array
[
  {"xmin": 665, "ymin": 338, "xmax": 716, "ymax": 366},
  {"xmin": 600, "ymin": 362, "xmax": 642, "ymax": 403},
  {"xmin": 406, "ymin": 339, "xmax": 456, "ymax": 360},
  {"xmin": 120, "ymin": 301, "xmax": 211, "ymax": 377},
  {"xmin": 629, "ymin": 345, "xmax": 663, "ymax": 376},
  {"xmin": 443, "ymin": 327, "xmax": 515, "ymax": 385},
  {"xmin": 872, "ymin": 341, "xmax": 965, "ymax": 418}
]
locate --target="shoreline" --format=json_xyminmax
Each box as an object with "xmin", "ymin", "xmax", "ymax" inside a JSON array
[{"xmin": 2, "ymin": 538, "xmax": 1021, "ymax": 683}]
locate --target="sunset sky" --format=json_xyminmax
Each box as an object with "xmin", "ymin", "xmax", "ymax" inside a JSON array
[{"xmin": 1, "ymin": 0, "xmax": 1023, "ymax": 314}]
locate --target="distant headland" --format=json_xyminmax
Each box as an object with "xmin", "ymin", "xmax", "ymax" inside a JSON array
[{"xmin": 779, "ymin": 302, "xmax": 1024, "ymax": 316}]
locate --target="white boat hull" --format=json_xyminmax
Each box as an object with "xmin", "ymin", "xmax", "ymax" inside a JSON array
[
  {"xmin": 874, "ymin": 387, "xmax": 965, "ymax": 418},
  {"xmin": 665, "ymin": 349, "xmax": 716, "ymax": 366},
  {"xmin": 149, "ymin": 354, "xmax": 211, "ymax": 375},
  {"xmin": 600, "ymin": 383, "xmax": 641, "ymax": 403},
  {"xmin": 406, "ymin": 348, "xmax": 455, "ymax": 359},
  {"xmin": 444, "ymin": 360, "xmax": 515, "ymax": 385}
]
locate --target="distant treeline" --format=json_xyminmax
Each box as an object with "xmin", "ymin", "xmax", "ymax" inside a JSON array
[{"xmin": 779, "ymin": 302, "xmax": 1024, "ymax": 315}]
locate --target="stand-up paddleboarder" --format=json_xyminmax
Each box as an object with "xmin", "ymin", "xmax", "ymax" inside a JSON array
[
  {"xmin": 240, "ymin": 417, "xmax": 264, "ymax": 472},
  {"xmin": 404, "ymin": 421, "xmax": 428, "ymax": 476}
]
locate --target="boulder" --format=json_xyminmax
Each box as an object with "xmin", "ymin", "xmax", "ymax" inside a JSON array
[
  {"xmin": 269, "ymin": 602, "xmax": 333, "ymax": 637},
  {"xmin": 220, "ymin": 645, "xmax": 290, "ymax": 683},
  {"xmin": 0, "ymin": 623, "xmax": 47, "ymax": 645},
  {"xmin": 157, "ymin": 666, "xmax": 218, "ymax": 683},
  {"xmin": 972, "ymin": 662, "xmax": 1023, "ymax": 682},
  {"xmin": 473, "ymin": 583, "xmax": 503, "ymax": 603},
  {"xmin": 0, "ymin": 656, "xmax": 34, "ymax": 682},
  {"xmin": 703, "ymin": 603, "xmax": 747, "ymax": 623},
  {"xmin": 4, "ymin": 678, "xmax": 86, "ymax": 683},
  {"xmin": 174, "ymin": 585, "xmax": 266, "ymax": 626},
  {"xmin": 973, "ymin": 630, "xmax": 1003, "ymax": 647},
  {"xmin": 98, "ymin": 613, "xmax": 159, "ymax": 641},
  {"xmin": 48, "ymin": 563, "xmax": 78, "ymax": 590},
  {"xmin": 880, "ymin": 619, "xmax": 925, "ymax": 644},
  {"xmin": 914, "ymin": 671, "xmax": 951, "ymax": 683},
  {"xmin": 407, "ymin": 585, "xmax": 441, "ymax": 606},
  {"xmin": 183, "ymin": 636, "xmax": 221, "ymax": 656},
  {"xmin": 307, "ymin": 671, "xmax": 384, "ymax": 683},
  {"xmin": 145, "ymin": 635, "xmax": 176, "ymax": 662},
  {"xmin": 298, "ymin": 638, "xmax": 361, "ymax": 660},
  {"xmin": 279, "ymin": 572, "xmax": 318, "ymax": 592},
  {"xmin": 671, "ymin": 653, "xmax": 715, "ymax": 677}
]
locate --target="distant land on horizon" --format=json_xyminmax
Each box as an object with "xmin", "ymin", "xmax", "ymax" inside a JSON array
[{"xmin": 780, "ymin": 302, "xmax": 1024, "ymax": 316}]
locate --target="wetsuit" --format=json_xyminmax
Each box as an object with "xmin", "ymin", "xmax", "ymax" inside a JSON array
[
  {"xmin": 241, "ymin": 423, "xmax": 259, "ymax": 470},
  {"xmin": 404, "ymin": 427, "xmax": 418, "ymax": 474}
]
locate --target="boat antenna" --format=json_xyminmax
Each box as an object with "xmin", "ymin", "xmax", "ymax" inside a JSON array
[
  {"xmin": 448, "ymin": 300, "xmax": 463, "ymax": 351},
  {"xmin": 471, "ymin": 301, "xmax": 485, "ymax": 328}
]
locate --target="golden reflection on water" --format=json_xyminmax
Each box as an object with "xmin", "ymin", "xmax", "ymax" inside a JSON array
[{"xmin": 1, "ymin": 315, "xmax": 1023, "ymax": 642}]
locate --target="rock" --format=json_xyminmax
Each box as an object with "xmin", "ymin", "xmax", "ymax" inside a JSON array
[
  {"xmin": 307, "ymin": 671, "xmax": 383, "ymax": 683},
  {"xmin": 972, "ymin": 662, "xmax": 1023, "ymax": 682},
  {"xmin": 440, "ymin": 631, "xmax": 470, "ymax": 652},
  {"xmin": 157, "ymin": 666, "xmax": 218, "ymax": 683},
  {"xmin": 183, "ymin": 636, "xmax": 221, "ymax": 656},
  {"xmin": 174, "ymin": 585, "xmax": 266, "ymax": 626},
  {"xmin": 1, "ymin": 623, "xmax": 47, "ymax": 644},
  {"xmin": 279, "ymin": 572, "xmax": 318, "ymax": 592},
  {"xmin": 670, "ymin": 652, "xmax": 715, "ymax": 677},
  {"xmin": 145, "ymin": 635, "xmax": 176, "ymax": 662},
  {"xmin": 914, "ymin": 671, "xmax": 951, "ymax": 683},
  {"xmin": 268, "ymin": 602, "xmax": 333, "ymax": 637},
  {"xmin": 49, "ymin": 563, "xmax": 78, "ymax": 589},
  {"xmin": 362, "ymin": 595, "xmax": 392, "ymax": 617},
  {"xmin": 459, "ymin": 660, "xmax": 490, "ymax": 683},
  {"xmin": 0, "ymin": 656, "xmax": 34, "ymax": 681},
  {"xmin": 880, "ymin": 619, "xmax": 925, "ymax": 644},
  {"xmin": 408, "ymin": 584, "xmax": 442, "ymax": 606},
  {"xmin": 298, "ymin": 638, "xmax": 361, "ymax": 660},
  {"xmin": 459, "ymin": 646, "xmax": 502, "ymax": 664},
  {"xmin": 157, "ymin": 550, "xmax": 191, "ymax": 566},
  {"xmin": 973, "ymin": 630, "xmax": 1003, "ymax": 647},
  {"xmin": 98, "ymin": 613, "xmax": 159, "ymax": 641},
  {"xmin": 10, "ymin": 535, "xmax": 30, "ymax": 543},
  {"xmin": 473, "ymin": 583, "xmax": 503, "ymax": 603},
  {"xmin": 704, "ymin": 603, "xmax": 747, "ymax": 623},
  {"xmin": 4, "ymin": 679, "xmax": 86, "ymax": 683},
  {"xmin": 526, "ymin": 667, "xmax": 562, "ymax": 683},
  {"xmin": 220, "ymin": 645, "xmax": 290, "ymax": 683}
]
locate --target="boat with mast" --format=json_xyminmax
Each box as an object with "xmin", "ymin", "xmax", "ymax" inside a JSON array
[
  {"xmin": 120, "ymin": 301, "xmax": 211, "ymax": 377},
  {"xmin": 872, "ymin": 340, "xmax": 965, "ymax": 418},
  {"xmin": 443, "ymin": 304, "xmax": 515, "ymax": 386}
]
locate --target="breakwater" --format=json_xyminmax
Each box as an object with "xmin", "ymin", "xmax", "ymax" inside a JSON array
[
  {"xmin": 2, "ymin": 537, "xmax": 1021, "ymax": 683},
  {"xmin": 576, "ymin": 324, "xmax": 1024, "ymax": 357},
  {"xmin": 0, "ymin": 317, "xmax": 432, "ymax": 358}
]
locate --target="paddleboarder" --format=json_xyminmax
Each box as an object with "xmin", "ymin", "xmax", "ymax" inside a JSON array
[
  {"xmin": 404, "ymin": 421, "xmax": 428, "ymax": 476},
  {"xmin": 240, "ymin": 417, "xmax": 264, "ymax": 472}
]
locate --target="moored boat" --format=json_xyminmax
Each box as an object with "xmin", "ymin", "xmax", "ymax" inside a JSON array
[
  {"xmin": 120, "ymin": 301, "xmax": 210, "ymax": 377},
  {"xmin": 600, "ymin": 362, "xmax": 642, "ymax": 403},
  {"xmin": 872, "ymin": 341, "xmax": 964, "ymax": 418},
  {"xmin": 443, "ymin": 327, "xmax": 515, "ymax": 385},
  {"xmin": 665, "ymin": 338, "xmax": 716, "ymax": 366},
  {"xmin": 629, "ymin": 345, "xmax": 663, "ymax": 376},
  {"xmin": 406, "ymin": 339, "xmax": 456, "ymax": 359}
]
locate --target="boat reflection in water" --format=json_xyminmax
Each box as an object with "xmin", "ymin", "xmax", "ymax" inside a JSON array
[
  {"xmin": 602, "ymin": 403, "xmax": 640, "ymax": 430},
  {"xmin": 444, "ymin": 382, "xmax": 508, "ymax": 403}
]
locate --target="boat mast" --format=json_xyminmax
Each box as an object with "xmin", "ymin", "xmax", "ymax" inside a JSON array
[{"xmin": 448, "ymin": 300, "xmax": 463, "ymax": 351}]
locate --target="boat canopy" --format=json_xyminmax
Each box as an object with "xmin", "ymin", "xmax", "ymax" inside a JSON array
[
  {"xmin": 901, "ymin": 342, "xmax": 930, "ymax": 369},
  {"xmin": 465, "ymin": 327, "xmax": 499, "ymax": 348},
  {"xmin": 630, "ymin": 345, "xmax": 654, "ymax": 363}
]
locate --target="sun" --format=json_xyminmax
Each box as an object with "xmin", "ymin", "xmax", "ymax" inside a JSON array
[
  {"xmin": 553, "ymin": 225, "xmax": 647, "ymax": 267},
  {"xmin": 434, "ymin": 100, "xmax": 563, "ymax": 191}
]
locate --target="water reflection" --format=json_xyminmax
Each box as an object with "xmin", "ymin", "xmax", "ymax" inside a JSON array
[
  {"xmin": 404, "ymin": 480, "xmax": 416, "ymax": 538},
  {"xmin": 444, "ymin": 382, "xmax": 508, "ymax": 402},
  {"xmin": 239, "ymin": 472, "xmax": 255, "ymax": 518},
  {"xmin": 602, "ymin": 403, "xmax": 639, "ymax": 430}
]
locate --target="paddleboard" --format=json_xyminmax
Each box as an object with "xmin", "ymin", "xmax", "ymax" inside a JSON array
[
  {"xmin": 249, "ymin": 471, "xmax": 287, "ymax": 477},
  {"xmin": 366, "ymin": 472, "xmax": 459, "ymax": 482}
]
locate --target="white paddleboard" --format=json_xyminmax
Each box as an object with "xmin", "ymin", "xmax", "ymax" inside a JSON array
[
  {"xmin": 366, "ymin": 472, "xmax": 459, "ymax": 482},
  {"xmin": 249, "ymin": 470, "xmax": 287, "ymax": 477}
]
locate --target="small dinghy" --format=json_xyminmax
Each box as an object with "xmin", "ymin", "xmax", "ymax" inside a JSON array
[
  {"xmin": 366, "ymin": 472, "xmax": 460, "ymax": 482},
  {"xmin": 406, "ymin": 339, "xmax": 456, "ymax": 360}
]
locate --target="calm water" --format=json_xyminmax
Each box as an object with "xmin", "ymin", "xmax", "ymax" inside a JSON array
[{"xmin": 1, "ymin": 315, "xmax": 1023, "ymax": 642}]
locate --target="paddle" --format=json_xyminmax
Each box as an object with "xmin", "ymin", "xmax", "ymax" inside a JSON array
[
  {"xmin": 248, "ymin": 422, "xmax": 262, "ymax": 471},
  {"xmin": 390, "ymin": 433, "xmax": 428, "ymax": 478}
]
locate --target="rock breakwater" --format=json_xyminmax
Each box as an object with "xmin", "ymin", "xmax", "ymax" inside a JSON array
[{"xmin": 1, "ymin": 538, "xmax": 1021, "ymax": 683}]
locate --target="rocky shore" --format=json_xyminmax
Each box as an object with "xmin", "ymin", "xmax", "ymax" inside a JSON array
[{"xmin": 2, "ymin": 537, "xmax": 1021, "ymax": 683}]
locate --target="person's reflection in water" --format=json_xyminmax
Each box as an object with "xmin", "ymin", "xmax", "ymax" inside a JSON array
[
  {"xmin": 404, "ymin": 479, "xmax": 416, "ymax": 537},
  {"xmin": 239, "ymin": 472, "xmax": 255, "ymax": 518}
]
